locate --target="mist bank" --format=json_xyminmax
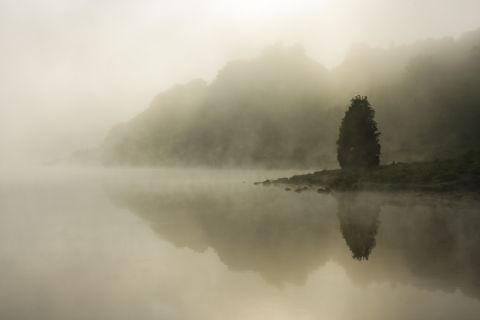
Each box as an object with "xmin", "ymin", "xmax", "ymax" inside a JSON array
[{"xmin": 99, "ymin": 28, "xmax": 480, "ymax": 168}]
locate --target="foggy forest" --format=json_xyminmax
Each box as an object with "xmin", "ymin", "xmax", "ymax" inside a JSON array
[
  {"xmin": 98, "ymin": 31, "xmax": 480, "ymax": 168},
  {"xmin": 1, "ymin": 1, "xmax": 480, "ymax": 320}
]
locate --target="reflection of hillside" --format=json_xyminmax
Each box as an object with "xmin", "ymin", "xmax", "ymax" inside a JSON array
[
  {"xmin": 373, "ymin": 196, "xmax": 480, "ymax": 299},
  {"xmin": 335, "ymin": 193, "xmax": 480, "ymax": 300},
  {"xmin": 108, "ymin": 183, "xmax": 480, "ymax": 298},
  {"xmin": 109, "ymin": 184, "xmax": 340, "ymax": 285}
]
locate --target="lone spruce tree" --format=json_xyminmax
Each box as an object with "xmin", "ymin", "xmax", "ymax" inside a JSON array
[{"xmin": 337, "ymin": 96, "xmax": 381, "ymax": 169}]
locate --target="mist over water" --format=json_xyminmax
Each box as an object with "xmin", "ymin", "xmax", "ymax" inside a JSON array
[
  {"xmin": 1, "ymin": 1, "xmax": 480, "ymax": 319},
  {"xmin": 1, "ymin": 168, "xmax": 480, "ymax": 319}
]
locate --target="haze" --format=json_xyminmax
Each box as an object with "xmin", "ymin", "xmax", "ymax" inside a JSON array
[
  {"xmin": 1, "ymin": 2, "xmax": 480, "ymax": 318},
  {"xmin": 1, "ymin": 0, "xmax": 480, "ymax": 165}
]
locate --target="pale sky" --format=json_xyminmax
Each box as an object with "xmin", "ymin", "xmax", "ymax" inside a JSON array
[{"xmin": 1, "ymin": 0, "xmax": 480, "ymax": 164}]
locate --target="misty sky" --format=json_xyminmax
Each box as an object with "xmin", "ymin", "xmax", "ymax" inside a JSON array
[{"xmin": 1, "ymin": 0, "xmax": 480, "ymax": 164}]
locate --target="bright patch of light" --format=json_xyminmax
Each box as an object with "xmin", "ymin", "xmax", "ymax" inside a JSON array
[{"xmin": 213, "ymin": 0, "xmax": 335, "ymax": 22}]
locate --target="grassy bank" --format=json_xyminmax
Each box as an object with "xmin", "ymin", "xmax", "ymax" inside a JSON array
[{"xmin": 260, "ymin": 151, "xmax": 480, "ymax": 192}]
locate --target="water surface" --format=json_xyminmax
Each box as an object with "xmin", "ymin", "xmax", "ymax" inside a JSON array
[{"xmin": 1, "ymin": 168, "xmax": 480, "ymax": 320}]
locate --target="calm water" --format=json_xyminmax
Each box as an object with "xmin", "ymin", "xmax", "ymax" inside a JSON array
[{"xmin": 1, "ymin": 167, "xmax": 480, "ymax": 320}]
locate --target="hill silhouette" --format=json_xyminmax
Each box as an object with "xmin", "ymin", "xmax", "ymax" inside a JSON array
[{"xmin": 101, "ymin": 29, "xmax": 480, "ymax": 167}]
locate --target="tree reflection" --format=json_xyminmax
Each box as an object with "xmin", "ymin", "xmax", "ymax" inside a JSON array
[
  {"xmin": 335, "ymin": 193, "xmax": 380, "ymax": 260},
  {"xmin": 107, "ymin": 182, "xmax": 480, "ymax": 299}
]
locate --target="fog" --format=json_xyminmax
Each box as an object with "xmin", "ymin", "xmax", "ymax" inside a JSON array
[{"xmin": 2, "ymin": 0, "xmax": 480, "ymax": 165}]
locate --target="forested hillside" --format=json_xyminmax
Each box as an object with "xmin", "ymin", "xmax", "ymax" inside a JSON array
[{"xmin": 102, "ymin": 29, "xmax": 480, "ymax": 168}]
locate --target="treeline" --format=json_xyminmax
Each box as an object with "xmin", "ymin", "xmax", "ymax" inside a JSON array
[{"xmin": 101, "ymin": 29, "xmax": 480, "ymax": 168}]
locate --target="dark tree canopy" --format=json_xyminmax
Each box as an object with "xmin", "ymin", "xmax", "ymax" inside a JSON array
[{"xmin": 337, "ymin": 96, "xmax": 381, "ymax": 169}]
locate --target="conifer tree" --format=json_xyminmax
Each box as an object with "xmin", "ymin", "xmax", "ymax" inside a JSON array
[{"xmin": 337, "ymin": 96, "xmax": 381, "ymax": 169}]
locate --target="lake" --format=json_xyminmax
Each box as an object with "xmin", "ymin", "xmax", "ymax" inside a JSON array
[{"xmin": 1, "ymin": 167, "xmax": 480, "ymax": 320}]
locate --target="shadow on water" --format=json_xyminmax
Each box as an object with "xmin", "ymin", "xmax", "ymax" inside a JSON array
[{"xmin": 107, "ymin": 181, "xmax": 480, "ymax": 298}]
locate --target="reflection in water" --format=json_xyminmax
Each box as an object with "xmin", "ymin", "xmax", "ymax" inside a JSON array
[
  {"xmin": 2, "ymin": 170, "xmax": 480, "ymax": 320},
  {"xmin": 108, "ymin": 182, "xmax": 480, "ymax": 300},
  {"xmin": 108, "ymin": 183, "xmax": 339, "ymax": 285},
  {"xmin": 336, "ymin": 193, "xmax": 380, "ymax": 260}
]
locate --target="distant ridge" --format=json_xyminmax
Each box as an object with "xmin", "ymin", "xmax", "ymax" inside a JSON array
[{"xmin": 100, "ymin": 28, "xmax": 480, "ymax": 168}]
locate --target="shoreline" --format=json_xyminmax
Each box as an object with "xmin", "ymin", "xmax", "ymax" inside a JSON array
[{"xmin": 255, "ymin": 153, "xmax": 480, "ymax": 193}]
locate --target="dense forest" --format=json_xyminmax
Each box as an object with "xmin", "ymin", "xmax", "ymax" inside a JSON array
[{"xmin": 101, "ymin": 28, "xmax": 480, "ymax": 168}]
